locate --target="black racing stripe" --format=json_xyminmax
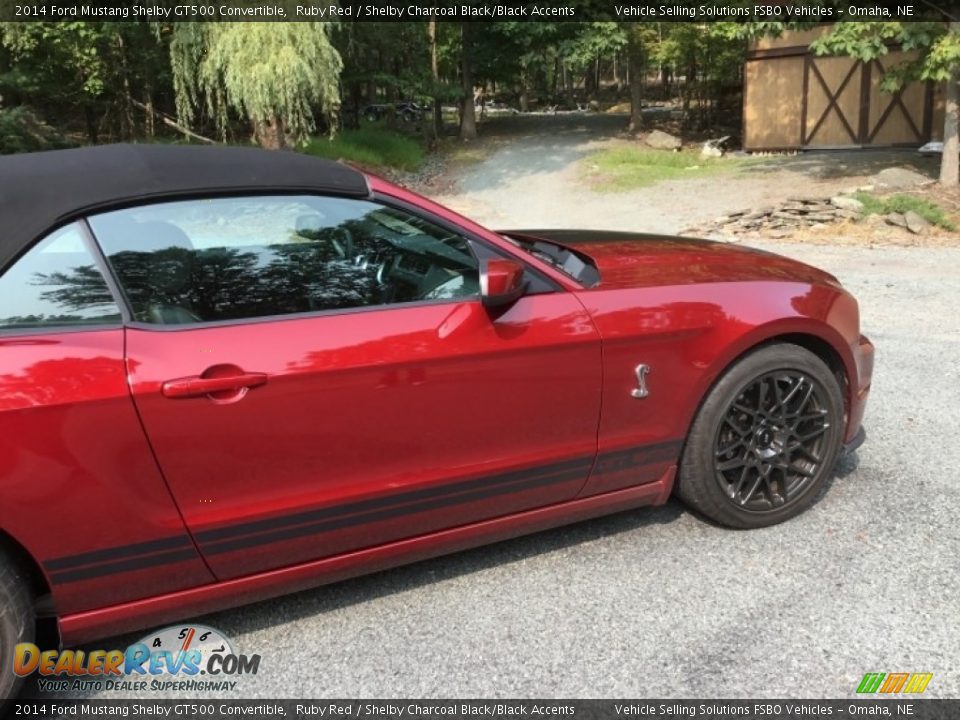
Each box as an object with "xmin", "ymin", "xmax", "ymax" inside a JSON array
[
  {"xmin": 49, "ymin": 548, "xmax": 198, "ymax": 584},
  {"xmin": 595, "ymin": 440, "xmax": 683, "ymax": 473},
  {"xmin": 44, "ymin": 535, "xmax": 193, "ymax": 572},
  {"xmin": 195, "ymin": 455, "xmax": 595, "ymax": 544},
  {"xmin": 202, "ymin": 465, "xmax": 589, "ymax": 556},
  {"xmin": 47, "ymin": 441, "xmax": 683, "ymax": 581},
  {"xmin": 598, "ymin": 439, "xmax": 684, "ymax": 460}
]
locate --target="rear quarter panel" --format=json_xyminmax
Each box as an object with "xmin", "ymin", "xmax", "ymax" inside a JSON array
[{"xmin": 0, "ymin": 330, "xmax": 214, "ymax": 615}]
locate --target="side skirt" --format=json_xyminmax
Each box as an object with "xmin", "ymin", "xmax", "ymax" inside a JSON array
[{"xmin": 59, "ymin": 467, "xmax": 675, "ymax": 646}]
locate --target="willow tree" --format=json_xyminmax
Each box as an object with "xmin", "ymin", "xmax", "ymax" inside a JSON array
[{"xmin": 171, "ymin": 22, "xmax": 342, "ymax": 149}]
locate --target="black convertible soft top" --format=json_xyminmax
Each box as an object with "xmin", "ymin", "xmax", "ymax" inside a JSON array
[{"xmin": 0, "ymin": 143, "xmax": 370, "ymax": 272}]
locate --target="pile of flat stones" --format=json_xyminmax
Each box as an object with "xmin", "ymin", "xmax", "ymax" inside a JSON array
[{"xmin": 687, "ymin": 193, "xmax": 933, "ymax": 239}]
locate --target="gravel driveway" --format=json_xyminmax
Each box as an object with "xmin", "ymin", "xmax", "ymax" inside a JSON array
[
  {"xmin": 36, "ymin": 117, "xmax": 960, "ymax": 701},
  {"xmin": 429, "ymin": 113, "xmax": 938, "ymax": 235}
]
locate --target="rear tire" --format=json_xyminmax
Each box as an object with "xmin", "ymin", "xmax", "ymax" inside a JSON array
[
  {"xmin": 676, "ymin": 344, "xmax": 844, "ymax": 528},
  {"xmin": 0, "ymin": 548, "xmax": 34, "ymax": 702}
]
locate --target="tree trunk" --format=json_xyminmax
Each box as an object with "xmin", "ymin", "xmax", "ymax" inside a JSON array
[
  {"xmin": 256, "ymin": 116, "xmax": 286, "ymax": 150},
  {"xmin": 130, "ymin": 98, "xmax": 216, "ymax": 144},
  {"xmin": 144, "ymin": 85, "xmax": 155, "ymax": 138},
  {"xmin": 628, "ymin": 33, "xmax": 644, "ymax": 133},
  {"xmin": 594, "ymin": 56, "xmax": 600, "ymax": 100},
  {"xmin": 519, "ymin": 62, "xmax": 530, "ymax": 113},
  {"xmin": 116, "ymin": 33, "xmax": 135, "ymax": 140},
  {"xmin": 428, "ymin": 17, "xmax": 442, "ymax": 141},
  {"xmin": 459, "ymin": 23, "xmax": 477, "ymax": 141},
  {"xmin": 940, "ymin": 25, "xmax": 960, "ymax": 187},
  {"xmin": 350, "ymin": 83, "xmax": 362, "ymax": 131},
  {"xmin": 84, "ymin": 104, "xmax": 98, "ymax": 144},
  {"xmin": 552, "ymin": 57, "xmax": 560, "ymax": 100}
]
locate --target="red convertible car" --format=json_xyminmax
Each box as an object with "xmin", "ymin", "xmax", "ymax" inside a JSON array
[{"xmin": 0, "ymin": 145, "xmax": 872, "ymax": 696}]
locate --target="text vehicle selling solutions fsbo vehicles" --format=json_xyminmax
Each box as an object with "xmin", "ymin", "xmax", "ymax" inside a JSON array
[{"xmin": 0, "ymin": 145, "xmax": 872, "ymax": 698}]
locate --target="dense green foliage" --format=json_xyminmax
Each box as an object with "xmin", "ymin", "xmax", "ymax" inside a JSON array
[
  {"xmin": 0, "ymin": 18, "xmax": 955, "ymax": 183},
  {"xmin": 0, "ymin": 20, "xmax": 751, "ymax": 153},
  {"xmin": 171, "ymin": 23, "xmax": 342, "ymax": 148},
  {"xmin": 0, "ymin": 105, "xmax": 72, "ymax": 154}
]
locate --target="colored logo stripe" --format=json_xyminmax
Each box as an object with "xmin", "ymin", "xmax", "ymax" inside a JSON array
[
  {"xmin": 857, "ymin": 673, "xmax": 932, "ymax": 694},
  {"xmin": 857, "ymin": 673, "xmax": 885, "ymax": 694},
  {"xmin": 902, "ymin": 673, "xmax": 933, "ymax": 693}
]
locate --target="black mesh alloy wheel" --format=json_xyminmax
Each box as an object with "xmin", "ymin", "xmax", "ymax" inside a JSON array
[{"xmin": 676, "ymin": 344, "xmax": 845, "ymax": 528}]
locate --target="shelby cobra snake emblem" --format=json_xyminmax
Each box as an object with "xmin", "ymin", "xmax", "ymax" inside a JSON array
[{"xmin": 631, "ymin": 364, "xmax": 650, "ymax": 399}]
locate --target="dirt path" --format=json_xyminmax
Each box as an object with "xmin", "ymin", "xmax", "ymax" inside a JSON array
[{"xmin": 429, "ymin": 114, "xmax": 939, "ymax": 234}]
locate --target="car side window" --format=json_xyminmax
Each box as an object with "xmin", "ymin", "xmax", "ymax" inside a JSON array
[
  {"xmin": 87, "ymin": 195, "xmax": 481, "ymax": 325},
  {"xmin": 0, "ymin": 223, "xmax": 122, "ymax": 331}
]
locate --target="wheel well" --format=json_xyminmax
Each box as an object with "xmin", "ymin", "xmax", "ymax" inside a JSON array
[
  {"xmin": 0, "ymin": 529, "xmax": 51, "ymax": 600},
  {"xmin": 769, "ymin": 333, "xmax": 850, "ymax": 409},
  {"xmin": 687, "ymin": 332, "xmax": 851, "ymax": 443},
  {"xmin": 0, "ymin": 529, "xmax": 61, "ymax": 648},
  {"xmin": 672, "ymin": 331, "xmax": 851, "ymax": 499}
]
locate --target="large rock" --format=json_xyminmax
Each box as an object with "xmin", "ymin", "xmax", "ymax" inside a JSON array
[
  {"xmin": 885, "ymin": 213, "xmax": 908, "ymax": 228},
  {"xmin": 871, "ymin": 167, "xmax": 935, "ymax": 190},
  {"xmin": 644, "ymin": 130, "xmax": 682, "ymax": 151},
  {"xmin": 831, "ymin": 195, "xmax": 864, "ymax": 212},
  {"xmin": 701, "ymin": 144, "xmax": 723, "ymax": 158},
  {"xmin": 904, "ymin": 211, "xmax": 931, "ymax": 235}
]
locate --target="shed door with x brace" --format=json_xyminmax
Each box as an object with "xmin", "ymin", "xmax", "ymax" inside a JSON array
[{"xmin": 803, "ymin": 51, "xmax": 931, "ymax": 149}]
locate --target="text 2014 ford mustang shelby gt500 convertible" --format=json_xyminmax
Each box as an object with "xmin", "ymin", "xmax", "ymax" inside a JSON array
[{"xmin": 0, "ymin": 145, "xmax": 872, "ymax": 697}]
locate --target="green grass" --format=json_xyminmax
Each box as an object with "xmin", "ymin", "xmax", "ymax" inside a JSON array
[
  {"xmin": 853, "ymin": 192, "xmax": 956, "ymax": 231},
  {"xmin": 303, "ymin": 127, "xmax": 425, "ymax": 171},
  {"xmin": 581, "ymin": 145, "xmax": 751, "ymax": 192}
]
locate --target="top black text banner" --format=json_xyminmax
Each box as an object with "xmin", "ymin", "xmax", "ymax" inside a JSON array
[{"xmin": 0, "ymin": 0, "xmax": 950, "ymax": 23}]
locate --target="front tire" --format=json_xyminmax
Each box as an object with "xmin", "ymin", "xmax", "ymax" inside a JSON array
[
  {"xmin": 0, "ymin": 548, "xmax": 34, "ymax": 702},
  {"xmin": 676, "ymin": 344, "xmax": 844, "ymax": 528}
]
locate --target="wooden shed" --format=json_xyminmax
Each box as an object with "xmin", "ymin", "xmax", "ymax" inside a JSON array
[{"xmin": 743, "ymin": 27, "xmax": 944, "ymax": 152}]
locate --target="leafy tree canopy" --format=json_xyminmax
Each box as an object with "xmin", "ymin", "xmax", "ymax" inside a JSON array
[{"xmin": 171, "ymin": 22, "xmax": 342, "ymax": 148}]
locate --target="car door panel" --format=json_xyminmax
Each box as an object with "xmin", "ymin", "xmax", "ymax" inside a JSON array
[
  {"xmin": 125, "ymin": 294, "xmax": 601, "ymax": 580},
  {"xmin": 0, "ymin": 330, "xmax": 215, "ymax": 614}
]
